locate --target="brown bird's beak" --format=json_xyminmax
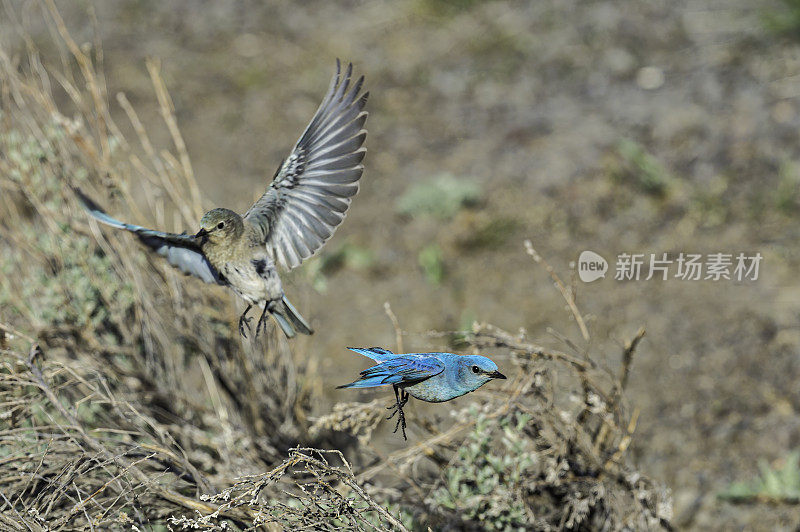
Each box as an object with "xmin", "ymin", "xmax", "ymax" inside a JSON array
[
  {"xmin": 194, "ymin": 227, "xmax": 209, "ymax": 244},
  {"xmin": 488, "ymin": 370, "xmax": 507, "ymax": 380}
]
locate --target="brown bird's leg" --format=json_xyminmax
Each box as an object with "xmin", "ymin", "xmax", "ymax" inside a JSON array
[
  {"xmin": 255, "ymin": 303, "xmax": 271, "ymax": 338},
  {"xmin": 238, "ymin": 304, "xmax": 253, "ymax": 338},
  {"xmin": 386, "ymin": 385, "xmax": 410, "ymax": 440}
]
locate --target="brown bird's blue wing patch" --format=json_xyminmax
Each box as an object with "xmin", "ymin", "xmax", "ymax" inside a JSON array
[{"xmin": 75, "ymin": 188, "xmax": 224, "ymax": 285}]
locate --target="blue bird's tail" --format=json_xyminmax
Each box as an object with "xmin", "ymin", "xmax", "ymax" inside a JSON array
[
  {"xmin": 338, "ymin": 348, "xmax": 397, "ymax": 389},
  {"xmin": 336, "ymin": 376, "xmax": 392, "ymax": 389}
]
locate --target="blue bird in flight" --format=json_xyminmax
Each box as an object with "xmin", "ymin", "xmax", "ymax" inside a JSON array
[{"xmin": 338, "ymin": 347, "xmax": 507, "ymax": 439}]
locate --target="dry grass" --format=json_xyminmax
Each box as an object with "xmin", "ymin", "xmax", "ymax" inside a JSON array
[{"xmin": 0, "ymin": 2, "xmax": 671, "ymax": 530}]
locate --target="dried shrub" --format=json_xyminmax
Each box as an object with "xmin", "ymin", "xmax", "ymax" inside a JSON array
[{"xmin": 0, "ymin": 3, "xmax": 672, "ymax": 530}]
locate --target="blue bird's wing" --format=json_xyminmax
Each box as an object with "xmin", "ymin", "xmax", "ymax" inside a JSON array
[
  {"xmin": 346, "ymin": 346, "xmax": 395, "ymax": 362},
  {"xmin": 75, "ymin": 188, "xmax": 224, "ymax": 285},
  {"xmin": 337, "ymin": 355, "xmax": 445, "ymax": 389}
]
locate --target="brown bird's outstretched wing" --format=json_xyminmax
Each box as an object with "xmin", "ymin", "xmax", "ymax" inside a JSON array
[
  {"xmin": 243, "ymin": 60, "xmax": 368, "ymax": 270},
  {"xmin": 75, "ymin": 188, "xmax": 224, "ymax": 285}
]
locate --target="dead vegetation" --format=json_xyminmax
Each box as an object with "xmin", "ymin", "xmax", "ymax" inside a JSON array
[{"xmin": 0, "ymin": 2, "xmax": 671, "ymax": 529}]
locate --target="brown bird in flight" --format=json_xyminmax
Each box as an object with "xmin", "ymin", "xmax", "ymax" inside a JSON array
[{"xmin": 77, "ymin": 60, "xmax": 368, "ymax": 338}]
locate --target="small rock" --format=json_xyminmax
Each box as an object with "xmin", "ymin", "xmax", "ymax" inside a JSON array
[{"xmin": 636, "ymin": 66, "xmax": 665, "ymax": 90}]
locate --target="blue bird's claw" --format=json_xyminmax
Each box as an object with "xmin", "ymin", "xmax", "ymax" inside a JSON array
[{"xmin": 387, "ymin": 386, "xmax": 409, "ymax": 440}]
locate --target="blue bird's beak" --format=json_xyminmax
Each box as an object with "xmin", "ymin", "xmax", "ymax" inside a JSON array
[{"xmin": 488, "ymin": 370, "xmax": 506, "ymax": 380}]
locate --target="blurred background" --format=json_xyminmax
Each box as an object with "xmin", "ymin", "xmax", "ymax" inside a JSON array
[{"xmin": 3, "ymin": 0, "xmax": 800, "ymax": 529}]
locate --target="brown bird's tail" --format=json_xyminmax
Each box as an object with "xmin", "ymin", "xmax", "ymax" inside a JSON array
[{"xmin": 271, "ymin": 296, "xmax": 313, "ymax": 338}]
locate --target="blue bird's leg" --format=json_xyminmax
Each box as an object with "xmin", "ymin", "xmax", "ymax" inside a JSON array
[
  {"xmin": 386, "ymin": 385, "xmax": 410, "ymax": 440},
  {"xmin": 238, "ymin": 304, "xmax": 253, "ymax": 338}
]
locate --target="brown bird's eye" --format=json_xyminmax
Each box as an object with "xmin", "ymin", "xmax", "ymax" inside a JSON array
[
  {"xmin": 472, "ymin": 365, "xmax": 480, "ymax": 374},
  {"xmin": 217, "ymin": 222, "xmax": 225, "ymax": 229}
]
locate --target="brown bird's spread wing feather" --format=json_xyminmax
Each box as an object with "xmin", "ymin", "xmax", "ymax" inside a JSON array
[{"xmin": 243, "ymin": 60, "xmax": 368, "ymax": 270}]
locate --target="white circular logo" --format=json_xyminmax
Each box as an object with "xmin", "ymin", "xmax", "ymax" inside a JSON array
[{"xmin": 578, "ymin": 251, "xmax": 608, "ymax": 282}]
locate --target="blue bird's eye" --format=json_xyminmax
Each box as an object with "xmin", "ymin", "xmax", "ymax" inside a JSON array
[
  {"xmin": 217, "ymin": 222, "xmax": 225, "ymax": 229},
  {"xmin": 471, "ymin": 365, "xmax": 480, "ymax": 374}
]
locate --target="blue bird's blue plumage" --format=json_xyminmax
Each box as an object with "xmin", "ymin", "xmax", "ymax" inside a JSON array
[
  {"xmin": 338, "ymin": 348, "xmax": 507, "ymax": 440},
  {"xmin": 338, "ymin": 355, "xmax": 445, "ymax": 388},
  {"xmin": 346, "ymin": 346, "xmax": 396, "ymax": 362},
  {"xmin": 338, "ymin": 348, "xmax": 506, "ymax": 403}
]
